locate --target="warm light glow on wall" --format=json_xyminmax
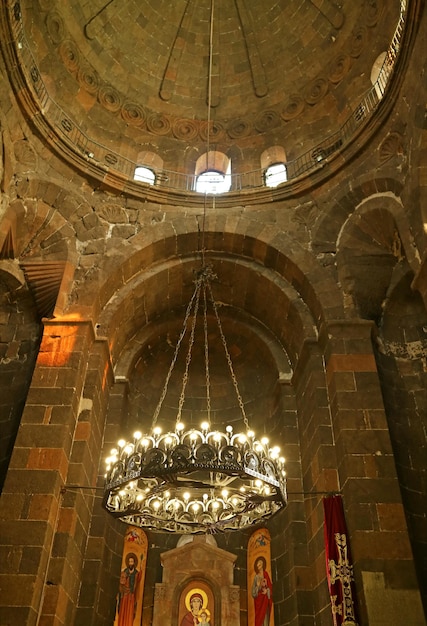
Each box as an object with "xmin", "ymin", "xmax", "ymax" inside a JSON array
[{"xmin": 37, "ymin": 325, "xmax": 79, "ymax": 367}]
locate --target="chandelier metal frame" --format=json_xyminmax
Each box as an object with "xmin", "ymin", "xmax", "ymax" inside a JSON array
[{"xmin": 102, "ymin": 266, "xmax": 287, "ymax": 533}]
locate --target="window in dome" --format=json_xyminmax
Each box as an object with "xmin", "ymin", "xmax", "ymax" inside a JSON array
[
  {"xmin": 194, "ymin": 151, "xmax": 231, "ymax": 194},
  {"xmin": 134, "ymin": 166, "xmax": 156, "ymax": 185},
  {"xmin": 195, "ymin": 170, "xmax": 231, "ymax": 194},
  {"xmin": 261, "ymin": 147, "xmax": 287, "ymax": 188},
  {"xmin": 264, "ymin": 163, "xmax": 287, "ymax": 188}
]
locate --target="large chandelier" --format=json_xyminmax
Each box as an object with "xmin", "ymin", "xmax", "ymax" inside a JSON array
[{"xmin": 102, "ymin": 264, "xmax": 287, "ymax": 533}]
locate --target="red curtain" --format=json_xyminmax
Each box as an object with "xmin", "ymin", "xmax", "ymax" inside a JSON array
[{"xmin": 323, "ymin": 495, "xmax": 359, "ymax": 626}]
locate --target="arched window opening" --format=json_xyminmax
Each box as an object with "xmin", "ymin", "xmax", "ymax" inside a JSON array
[
  {"xmin": 133, "ymin": 151, "xmax": 163, "ymax": 186},
  {"xmin": 264, "ymin": 163, "xmax": 287, "ymax": 188},
  {"xmin": 195, "ymin": 170, "xmax": 232, "ymax": 194},
  {"xmin": 134, "ymin": 166, "xmax": 156, "ymax": 185},
  {"xmin": 261, "ymin": 146, "xmax": 287, "ymax": 188},
  {"xmin": 195, "ymin": 151, "xmax": 231, "ymax": 194}
]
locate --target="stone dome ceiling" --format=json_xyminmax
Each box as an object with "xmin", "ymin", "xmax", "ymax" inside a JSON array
[{"xmin": 22, "ymin": 0, "xmax": 400, "ymax": 175}]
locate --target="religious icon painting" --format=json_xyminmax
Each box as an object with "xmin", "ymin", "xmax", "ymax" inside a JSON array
[
  {"xmin": 114, "ymin": 526, "xmax": 148, "ymax": 626},
  {"xmin": 178, "ymin": 580, "xmax": 214, "ymax": 626},
  {"xmin": 247, "ymin": 528, "xmax": 274, "ymax": 626}
]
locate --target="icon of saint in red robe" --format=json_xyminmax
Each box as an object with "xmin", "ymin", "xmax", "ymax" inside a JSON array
[{"xmin": 251, "ymin": 556, "xmax": 273, "ymax": 626}]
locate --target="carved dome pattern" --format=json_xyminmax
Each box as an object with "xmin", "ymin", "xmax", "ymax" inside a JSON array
[{"xmin": 18, "ymin": 0, "xmax": 400, "ymax": 172}]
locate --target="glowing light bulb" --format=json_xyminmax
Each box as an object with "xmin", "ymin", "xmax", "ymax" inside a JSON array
[
  {"xmin": 118, "ymin": 439, "xmax": 126, "ymax": 448},
  {"xmin": 261, "ymin": 437, "xmax": 269, "ymax": 446},
  {"xmin": 238, "ymin": 434, "xmax": 247, "ymax": 443},
  {"xmin": 152, "ymin": 500, "xmax": 161, "ymax": 510},
  {"xmin": 212, "ymin": 501, "xmax": 220, "ymax": 509},
  {"xmin": 176, "ymin": 422, "xmax": 185, "ymax": 432},
  {"xmin": 201, "ymin": 421, "xmax": 209, "ymax": 431},
  {"xmin": 221, "ymin": 489, "xmax": 229, "ymax": 498},
  {"xmin": 192, "ymin": 503, "xmax": 200, "ymax": 512},
  {"xmin": 226, "ymin": 425, "xmax": 233, "ymax": 433},
  {"xmin": 141, "ymin": 438, "xmax": 149, "ymax": 448},
  {"xmin": 247, "ymin": 430, "xmax": 254, "ymax": 438},
  {"xmin": 183, "ymin": 492, "xmax": 190, "ymax": 502},
  {"xmin": 136, "ymin": 494, "xmax": 143, "ymax": 501},
  {"xmin": 124, "ymin": 445, "xmax": 133, "ymax": 455},
  {"xmin": 153, "ymin": 426, "xmax": 162, "ymax": 436},
  {"xmin": 133, "ymin": 431, "xmax": 142, "ymax": 440}
]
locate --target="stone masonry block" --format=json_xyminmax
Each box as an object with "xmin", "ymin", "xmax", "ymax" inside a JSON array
[{"xmin": 27, "ymin": 448, "xmax": 69, "ymax": 482}]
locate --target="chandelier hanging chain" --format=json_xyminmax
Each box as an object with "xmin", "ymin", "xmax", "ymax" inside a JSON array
[
  {"xmin": 206, "ymin": 0, "xmax": 215, "ymax": 162},
  {"xmin": 151, "ymin": 278, "xmax": 201, "ymax": 429},
  {"xmin": 203, "ymin": 283, "xmax": 212, "ymax": 426},
  {"xmin": 206, "ymin": 279, "xmax": 250, "ymax": 432},
  {"xmin": 176, "ymin": 276, "xmax": 202, "ymax": 424},
  {"xmin": 200, "ymin": 0, "xmax": 215, "ymax": 267}
]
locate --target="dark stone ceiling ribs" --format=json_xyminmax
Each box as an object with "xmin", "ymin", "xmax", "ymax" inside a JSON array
[{"xmin": 22, "ymin": 0, "xmax": 400, "ymax": 172}]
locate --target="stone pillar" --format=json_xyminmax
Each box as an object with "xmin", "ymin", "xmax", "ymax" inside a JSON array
[
  {"xmin": 323, "ymin": 320, "xmax": 425, "ymax": 626},
  {"xmin": 0, "ymin": 319, "xmax": 106, "ymax": 626},
  {"xmin": 75, "ymin": 378, "xmax": 129, "ymax": 626},
  {"xmin": 292, "ymin": 339, "xmax": 339, "ymax": 625},
  {"xmin": 271, "ymin": 378, "xmax": 314, "ymax": 626}
]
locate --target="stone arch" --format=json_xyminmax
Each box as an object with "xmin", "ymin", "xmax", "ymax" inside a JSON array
[
  {"xmin": 261, "ymin": 146, "xmax": 287, "ymax": 170},
  {"xmin": 6, "ymin": 198, "xmax": 76, "ymax": 263},
  {"xmin": 1, "ymin": 201, "xmax": 77, "ymax": 318},
  {"xmin": 96, "ymin": 254, "xmax": 315, "ymax": 371},
  {"xmin": 115, "ymin": 305, "xmax": 291, "ymax": 382},
  {"xmin": 311, "ymin": 181, "xmax": 405, "ymax": 253},
  {"xmin": 336, "ymin": 205, "xmax": 407, "ymax": 321},
  {"xmin": 71, "ymin": 217, "xmax": 343, "ymax": 333},
  {"xmin": 195, "ymin": 151, "xmax": 230, "ymax": 177}
]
